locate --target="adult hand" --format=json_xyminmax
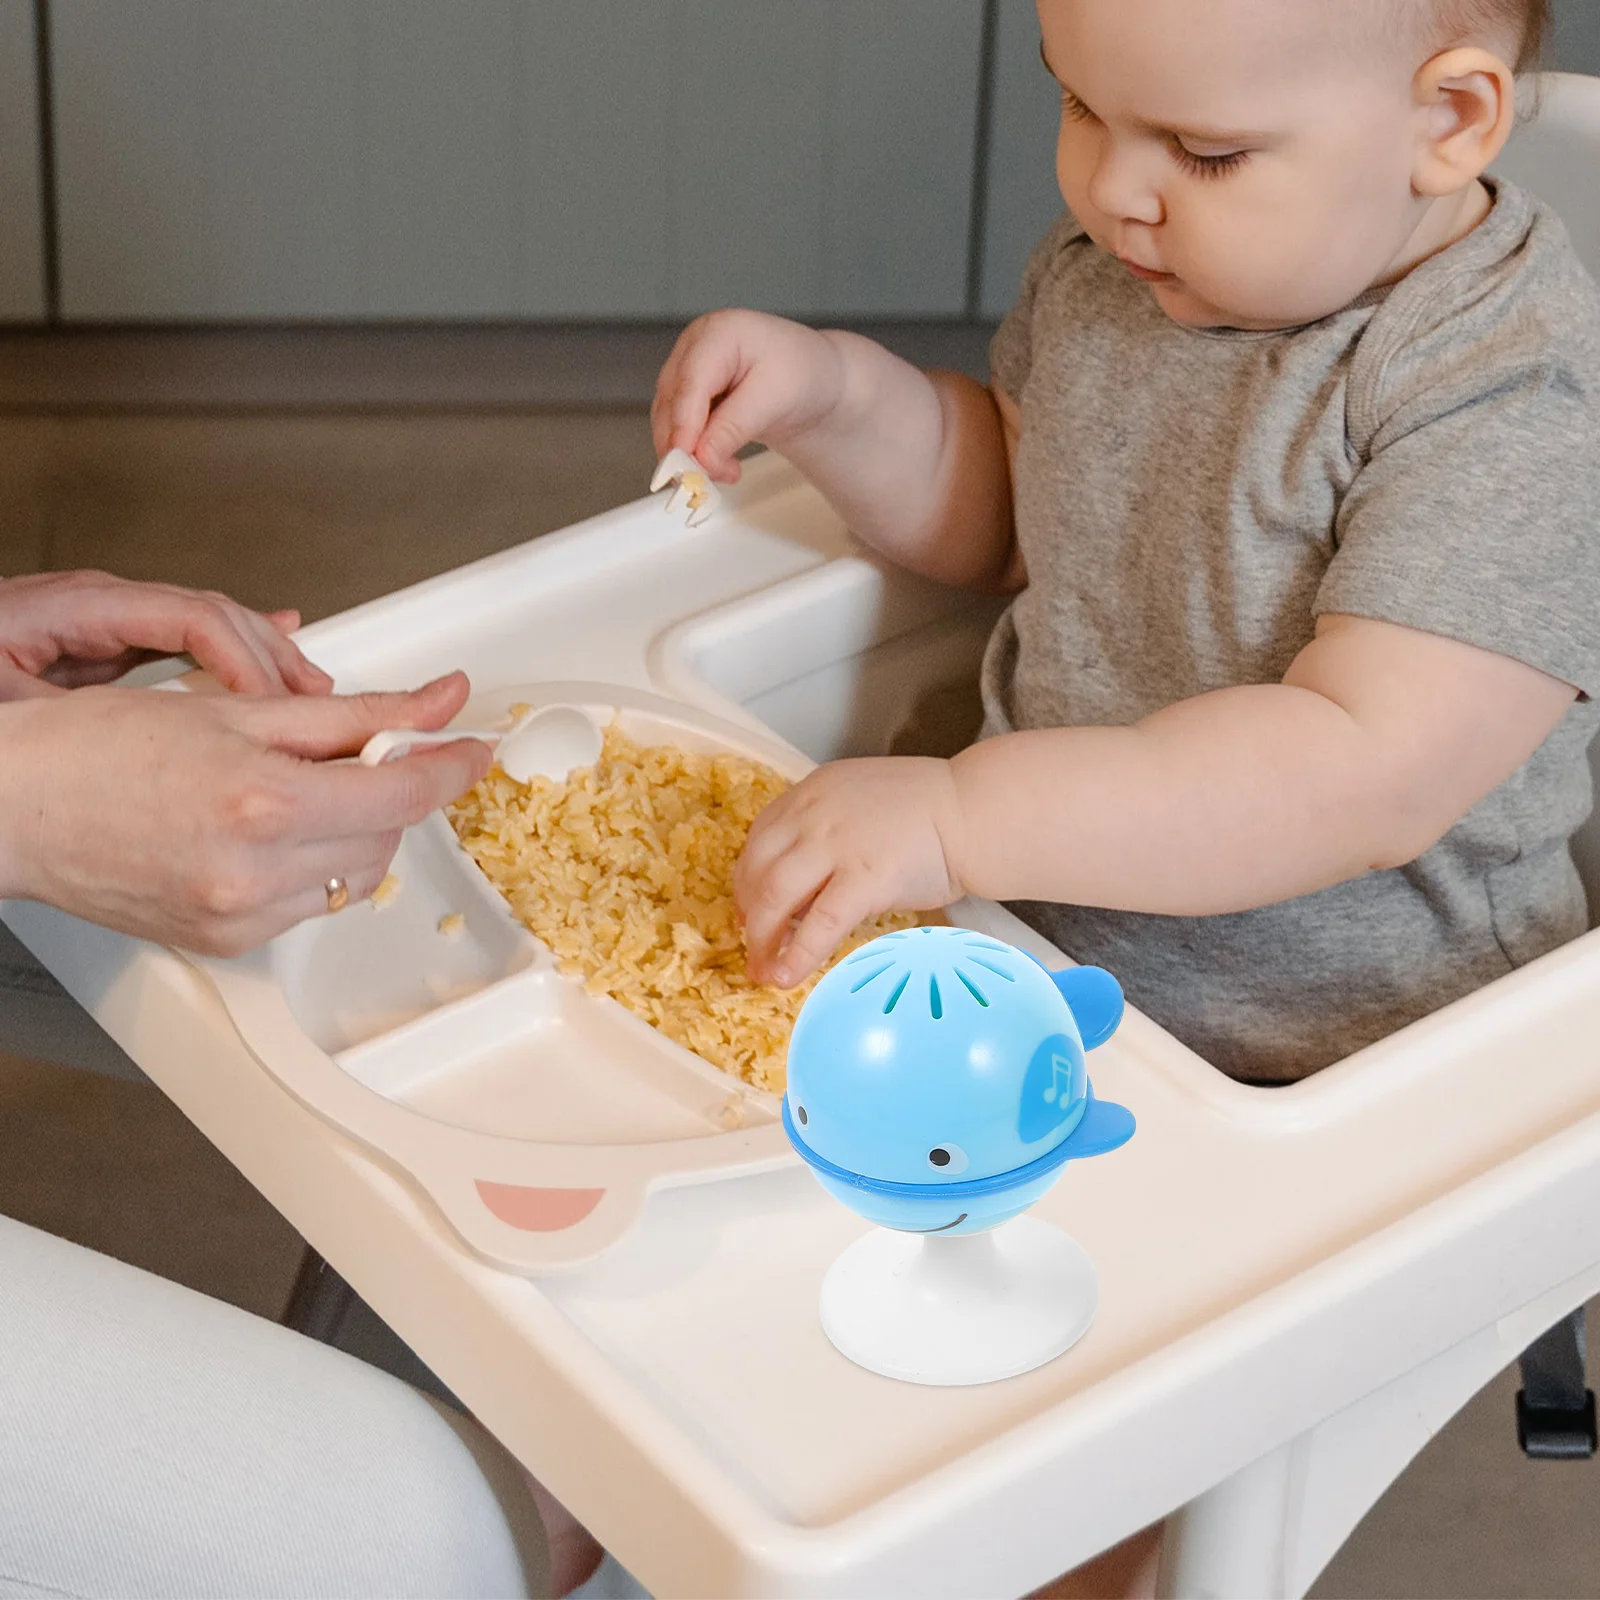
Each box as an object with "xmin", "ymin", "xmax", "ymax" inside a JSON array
[
  {"xmin": 0, "ymin": 672, "xmax": 492, "ymax": 956},
  {"xmin": 0, "ymin": 570, "xmax": 333, "ymax": 699}
]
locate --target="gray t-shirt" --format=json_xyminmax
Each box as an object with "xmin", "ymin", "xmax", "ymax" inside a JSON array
[{"xmin": 984, "ymin": 180, "xmax": 1600, "ymax": 1081}]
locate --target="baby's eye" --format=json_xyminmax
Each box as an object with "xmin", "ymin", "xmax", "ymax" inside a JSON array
[
  {"xmin": 927, "ymin": 1144, "xmax": 970, "ymax": 1174},
  {"xmin": 1060, "ymin": 88, "xmax": 1096, "ymax": 126},
  {"xmin": 1172, "ymin": 143, "xmax": 1252, "ymax": 180}
]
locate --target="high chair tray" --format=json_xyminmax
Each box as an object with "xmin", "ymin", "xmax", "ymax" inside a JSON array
[{"xmin": 9, "ymin": 452, "xmax": 1600, "ymax": 1598}]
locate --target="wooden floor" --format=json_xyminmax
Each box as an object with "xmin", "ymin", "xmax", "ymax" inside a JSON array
[{"xmin": 1, "ymin": 373, "xmax": 1596, "ymax": 1598}]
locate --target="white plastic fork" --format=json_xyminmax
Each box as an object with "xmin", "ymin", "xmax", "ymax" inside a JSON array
[{"xmin": 651, "ymin": 448, "xmax": 720, "ymax": 528}]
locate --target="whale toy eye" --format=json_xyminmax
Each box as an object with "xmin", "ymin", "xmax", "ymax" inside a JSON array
[
  {"xmin": 927, "ymin": 1144, "xmax": 969, "ymax": 1174},
  {"xmin": 794, "ymin": 1103, "xmax": 809, "ymax": 1126}
]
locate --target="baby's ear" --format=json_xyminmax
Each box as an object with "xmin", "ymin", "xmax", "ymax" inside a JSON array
[{"xmin": 1411, "ymin": 46, "xmax": 1518, "ymax": 196}]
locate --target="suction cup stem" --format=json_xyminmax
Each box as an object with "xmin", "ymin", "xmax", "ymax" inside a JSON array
[{"xmin": 819, "ymin": 1217, "xmax": 1099, "ymax": 1386}]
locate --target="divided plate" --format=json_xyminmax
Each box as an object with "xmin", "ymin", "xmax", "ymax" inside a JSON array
[{"xmin": 190, "ymin": 683, "xmax": 817, "ymax": 1273}]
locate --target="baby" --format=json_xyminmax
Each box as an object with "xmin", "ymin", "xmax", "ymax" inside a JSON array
[{"xmin": 653, "ymin": 0, "xmax": 1600, "ymax": 1085}]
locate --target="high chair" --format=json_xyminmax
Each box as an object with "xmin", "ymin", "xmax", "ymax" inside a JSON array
[
  {"xmin": 1491, "ymin": 70, "xmax": 1600, "ymax": 1471},
  {"xmin": 3, "ymin": 72, "xmax": 1599, "ymax": 1600}
]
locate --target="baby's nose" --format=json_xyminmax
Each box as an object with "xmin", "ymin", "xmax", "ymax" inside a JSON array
[{"xmin": 1086, "ymin": 141, "xmax": 1166, "ymax": 230}]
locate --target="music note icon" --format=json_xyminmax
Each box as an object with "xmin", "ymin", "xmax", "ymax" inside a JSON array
[
  {"xmin": 1041, "ymin": 1053, "xmax": 1073, "ymax": 1105},
  {"xmin": 1018, "ymin": 1035, "xmax": 1084, "ymax": 1143}
]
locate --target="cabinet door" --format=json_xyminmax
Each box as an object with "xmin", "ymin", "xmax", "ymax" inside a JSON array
[
  {"xmin": 978, "ymin": 0, "xmax": 1062, "ymax": 321},
  {"xmin": 1552, "ymin": 0, "xmax": 1600, "ymax": 73},
  {"xmin": 52, "ymin": 0, "xmax": 983, "ymax": 321},
  {"xmin": 0, "ymin": 0, "xmax": 46, "ymax": 321}
]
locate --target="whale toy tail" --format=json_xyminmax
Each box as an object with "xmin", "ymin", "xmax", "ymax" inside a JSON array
[{"xmin": 1059, "ymin": 1086, "xmax": 1136, "ymax": 1159}]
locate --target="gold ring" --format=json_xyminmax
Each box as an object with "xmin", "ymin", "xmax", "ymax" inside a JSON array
[{"xmin": 324, "ymin": 876, "xmax": 350, "ymax": 913}]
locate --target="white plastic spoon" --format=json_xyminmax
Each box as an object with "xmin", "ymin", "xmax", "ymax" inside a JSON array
[{"xmin": 358, "ymin": 704, "xmax": 603, "ymax": 785}]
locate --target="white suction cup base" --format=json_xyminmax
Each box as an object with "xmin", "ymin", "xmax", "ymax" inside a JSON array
[{"xmin": 818, "ymin": 1216, "xmax": 1099, "ymax": 1386}]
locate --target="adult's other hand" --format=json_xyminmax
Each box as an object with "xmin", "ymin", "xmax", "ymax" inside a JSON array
[{"xmin": 0, "ymin": 570, "xmax": 333, "ymax": 699}]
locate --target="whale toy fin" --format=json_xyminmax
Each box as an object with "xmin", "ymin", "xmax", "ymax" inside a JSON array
[
  {"xmin": 1050, "ymin": 966, "xmax": 1124, "ymax": 1050},
  {"xmin": 1059, "ymin": 1085, "xmax": 1136, "ymax": 1158}
]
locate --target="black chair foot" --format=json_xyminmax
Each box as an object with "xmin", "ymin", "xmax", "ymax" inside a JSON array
[{"xmin": 1516, "ymin": 1307, "xmax": 1596, "ymax": 1460}]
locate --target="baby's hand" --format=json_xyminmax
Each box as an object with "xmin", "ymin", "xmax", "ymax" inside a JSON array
[
  {"xmin": 651, "ymin": 310, "xmax": 848, "ymax": 484},
  {"xmin": 735, "ymin": 757, "xmax": 967, "ymax": 988}
]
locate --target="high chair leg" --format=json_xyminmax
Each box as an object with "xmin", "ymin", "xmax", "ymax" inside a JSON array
[
  {"xmin": 1516, "ymin": 1307, "xmax": 1597, "ymax": 1459},
  {"xmin": 1156, "ymin": 1443, "xmax": 1295, "ymax": 1599},
  {"xmin": 1155, "ymin": 1271, "xmax": 1600, "ymax": 1599}
]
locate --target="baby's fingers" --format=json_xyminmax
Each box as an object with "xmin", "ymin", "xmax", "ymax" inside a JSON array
[
  {"xmin": 732, "ymin": 792, "xmax": 800, "ymax": 911},
  {"xmin": 770, "ymin": 874, "xmax": 879, "ymax": 990},
  {"xmin": 651, "ymin": 311, "xmax": 794, "ymax": 480},
  {"xmin": 651, "ymin": 317, "xmax": 739, "ymax": 467},
  {"xmin": 739, "ymin": 838, "xmax": 839, "ymax": 986}
]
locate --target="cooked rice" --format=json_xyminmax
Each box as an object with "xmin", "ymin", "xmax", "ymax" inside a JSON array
[
  {"xmin": 448, "ymin": 723, "xmax": 920, "ymax": 1093},
  {"xmin": 369, "ymin": 873, "xmax": 402, "ymax": 908}
]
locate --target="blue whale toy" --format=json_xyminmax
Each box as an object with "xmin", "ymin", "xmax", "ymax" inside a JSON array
[{"xmin": 783, "ymin": 926, "xmax": 1135, "ymax": 1236}]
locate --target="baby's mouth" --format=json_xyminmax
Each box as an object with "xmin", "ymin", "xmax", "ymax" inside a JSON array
[{"xmin": 1117, "ymin": 256, "xmax": 1177, "ymax": 284}]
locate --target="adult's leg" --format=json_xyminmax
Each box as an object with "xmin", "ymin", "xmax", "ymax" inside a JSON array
[{"xmin": 0, "ymin": 1214, "xmax": 550, "ymax": 1598}]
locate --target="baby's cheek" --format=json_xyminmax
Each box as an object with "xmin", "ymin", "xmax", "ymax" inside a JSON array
[
  {"xmin": 1166, "ymin": 198, "xmax": 1311, "ymax": 324},
  {"xmin": 1054, "ymin": 129, "xmax": 1099, "ymax": 224}
]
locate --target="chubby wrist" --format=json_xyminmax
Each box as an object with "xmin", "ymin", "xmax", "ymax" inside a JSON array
[
  {"xmin": 925, "ymin": 750, "xmax": 980, "ymax": 902},
  {"xmin": 944, "ymin": 740, "xmax": 1014, "ymax": 902},
  {"xmin": 803, "ymin": 328, "xmax": 911, "ymax": 443}
]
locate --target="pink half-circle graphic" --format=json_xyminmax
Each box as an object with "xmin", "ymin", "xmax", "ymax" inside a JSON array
[{"xmin": 476, "ymin": 1181, "xmax": 605, "ymax": 1232}]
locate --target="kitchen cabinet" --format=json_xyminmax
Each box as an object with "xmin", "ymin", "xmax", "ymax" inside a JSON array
[
  {"xmin": 1554, "ymin": 0, "xmax": 1600, "ymax": 73},
  {"xmin": 0, "ymin": 0, "xmax": 46, "ymax": 322},
  {"xmin": 977, "ymin": 0, "xmax": 1061, "ymax": 320},
  {"xmin": 50, "ymin": 0, "xmax": 984, "ymax": 321}
]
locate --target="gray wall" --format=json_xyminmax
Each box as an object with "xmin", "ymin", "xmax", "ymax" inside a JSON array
[
  {"xmin": 0, "ymin": 0, "xmax": 45, "ymax": 319},
  {"xmin": 1553, "ymin": 0, "xmax": 1600, "ymax": 73},
  {"xmin": 51, "ymin": 0, "xmax": 983, "ymax": 322}
]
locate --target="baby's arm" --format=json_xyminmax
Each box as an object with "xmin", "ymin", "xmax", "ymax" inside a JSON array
[
  {"xmin": 737, "ymin": 614, "xmax": 1577, "ymax": 985},
  {"xmin": 653, "ymin": 311, "xmax": 1022, "ymax": 593}
]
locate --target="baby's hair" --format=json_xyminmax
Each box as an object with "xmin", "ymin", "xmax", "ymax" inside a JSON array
[{"xmin": 1421, "ymin": 0, "xmax": 1550, "ymax": 73}]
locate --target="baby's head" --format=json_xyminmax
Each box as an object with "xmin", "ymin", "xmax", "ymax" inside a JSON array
[{"xmin": 1038, "ymin": 0, "xmax": 1546, "ymax": 329}]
